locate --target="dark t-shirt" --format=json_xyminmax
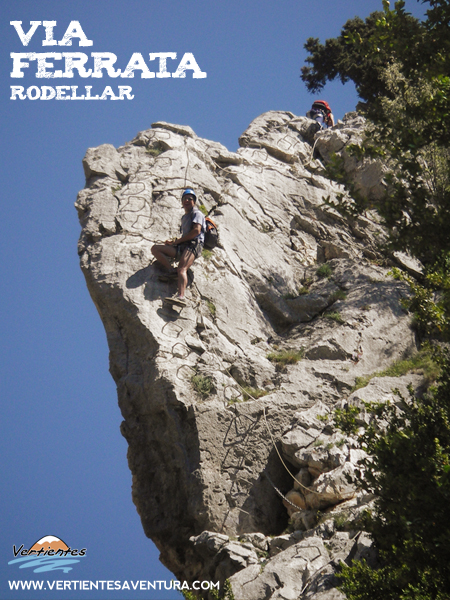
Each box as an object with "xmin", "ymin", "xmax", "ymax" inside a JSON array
[{"xmin": 181, "ymin": 207, "xmax": 206, "ymax": 243}]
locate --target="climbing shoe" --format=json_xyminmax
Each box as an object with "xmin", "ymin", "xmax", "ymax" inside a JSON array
[{"xmin": 164, "ymin": 294, "xmax": 187, "ymax": 307}]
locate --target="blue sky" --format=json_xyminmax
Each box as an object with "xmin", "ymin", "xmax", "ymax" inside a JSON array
[{"xmin": 1, "ymin": 1, "xmax": 425, "ymax": 599}]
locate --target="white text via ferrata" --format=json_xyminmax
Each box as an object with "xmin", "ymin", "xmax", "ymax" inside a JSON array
[{"xmin": 10, "ymin": 20, "xmax": 207, "ymax": 101}]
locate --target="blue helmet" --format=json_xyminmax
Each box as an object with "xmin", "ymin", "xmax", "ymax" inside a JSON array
[{"xmin": 182, "ymin": 188, "xmax": 197, "ymax": 202}]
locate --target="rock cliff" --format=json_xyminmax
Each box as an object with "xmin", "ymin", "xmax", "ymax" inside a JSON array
[{"xmin": 76, "ymin": 111, "xmax": 421, "ymax": 599}]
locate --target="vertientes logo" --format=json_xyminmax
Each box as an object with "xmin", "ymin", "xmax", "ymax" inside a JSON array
[{"xmin": 8, "ymin": 536, "xmax": 86, "ymax": 573}]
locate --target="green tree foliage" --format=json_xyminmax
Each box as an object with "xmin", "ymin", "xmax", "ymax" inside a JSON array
[
  {"xmin": 301, "ymin": 2, "xmax": 450, "ymax": 598},
  {"xmin": 304, "ymin": 1, "xmax": 450, "ymax": 332},
  {"xmin": 335, "ymin": 359, "xmax": 450, "ymax": 599},
  {"xmin": 303, "ymin": 1, "xmax": 450, "ymax": 264},
  {"xmin": 301, "ymin": 4, "xmax": 424, "ymax": 107},
  {"xmin": 342, "ymin": 66, "xmax": 450, "ymax": 266}
]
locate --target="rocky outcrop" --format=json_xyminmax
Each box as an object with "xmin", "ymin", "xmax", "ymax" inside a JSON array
[{"xmin": 76, "ymin": 111, "xmax": 420, "ymax": 598}]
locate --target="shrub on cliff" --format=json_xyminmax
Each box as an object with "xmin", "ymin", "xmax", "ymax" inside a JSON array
[
  {"xmin": 334, "ymin": 351, "xmax": 450, "ymax": 599},
  {"xmin": 302, "ymin": 1, "xmax": 450, "ymax": 597}
]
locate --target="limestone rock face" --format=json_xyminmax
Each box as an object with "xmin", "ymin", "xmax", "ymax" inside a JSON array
[{"xmin": 76, "ymin": 111, "xmax": 417, "ymax": 598}]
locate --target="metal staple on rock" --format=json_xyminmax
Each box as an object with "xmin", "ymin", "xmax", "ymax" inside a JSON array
[
  {"xmin": 163, "ymin": 120, "xmax": 330, "ymax": 497},
  {"xmin": 182, "ymin": 287, "xmax": 322, "ymax": 498}
]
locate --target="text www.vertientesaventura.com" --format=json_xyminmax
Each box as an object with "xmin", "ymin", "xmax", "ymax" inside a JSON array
[{"xmin": 9, "ymin": 580, "xmax": 220, "ymax": 592}]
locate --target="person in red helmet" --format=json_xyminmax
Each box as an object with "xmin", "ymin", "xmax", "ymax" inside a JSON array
[
  {"xmin": 151, "ymin": 188, "xmax": 205, "ymax": 307},
  {"xmin": 307, "ymin": 100, "xmax": 335, "ymax": 128}
]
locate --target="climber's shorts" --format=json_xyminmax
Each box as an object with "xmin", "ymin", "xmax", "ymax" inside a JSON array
[{"xmin": 176, "ymin": 238, "xmax": 203, "ymax": 261}]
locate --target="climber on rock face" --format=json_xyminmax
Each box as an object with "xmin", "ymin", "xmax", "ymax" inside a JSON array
[
  {"xmin": 306, "ymin": 100, "xmax": 335, "ymax": 128},
  {"xmin": 151, "ymin": 188, "xmax": 206, "ymax": 307}
]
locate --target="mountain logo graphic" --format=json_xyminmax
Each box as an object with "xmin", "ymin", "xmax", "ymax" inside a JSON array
[
  {"xmin": 30, "ymin": 536, "xmax": 70, "ymax": 553},
  {"xmin": 8, "ymin": 535, "xmax": 86, "ymax": 573}
]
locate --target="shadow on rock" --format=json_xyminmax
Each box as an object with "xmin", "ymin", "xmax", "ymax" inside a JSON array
[{"xmin": 126, "ymin": 264, "xmax": 154, "ymax": 289}]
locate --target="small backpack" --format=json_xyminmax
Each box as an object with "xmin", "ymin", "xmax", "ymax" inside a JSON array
[{"xmin": 204, "ymin": 217, "xmax": 219, "ymax": 250}]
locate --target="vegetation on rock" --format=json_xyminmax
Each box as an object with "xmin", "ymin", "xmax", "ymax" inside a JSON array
[
  {"xmin": 146, "ymin": 144, "xmax": 164, "ymax": 157},
  {"xmin": 351, "ymin": 348, "xmax": 440, "ymax": 392},
  {"xmin": 335, "ymin": 358, "xmax": 450, "ymax": 599},
  {"xmin": 325, "ymin": 311, "xmax": 345, "ymax": 324},
  {"xmin": 302, "ymin": 1, "xmax": 450, "ymax": 597},
  {"xmin": 267, "ymin": 349, "xmax": 304, "ymax": 366},
  {"xmin": 240, "ymin": 386, "xmax": 269, "ymax": 402},
  {"xmin": 328, "ymin": 289, "xmax": 347, "ymax": 303},
  {"xmin": 206, "ymin": 299, "xmax": 216, "ymax": 317},
  {"xmin": 316, "ymin": 263, "xmax": 333, "ymax": 278},
  {"xmin": 191, "ymin": 374, "xmax": 214, "ymax": 398}
]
